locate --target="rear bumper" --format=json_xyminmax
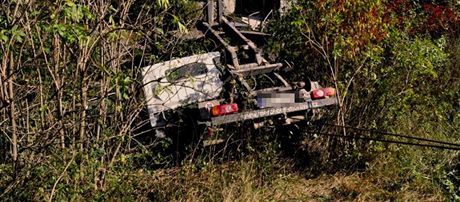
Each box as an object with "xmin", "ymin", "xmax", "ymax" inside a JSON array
[{"xmin": 211, "ymin": 97, "xmax": 338, "ymax": 125}]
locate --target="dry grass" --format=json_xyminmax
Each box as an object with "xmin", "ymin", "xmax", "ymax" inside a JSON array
[{"xmin": 116, "ymin": 156, "xmax": 445, "ymax": 201}]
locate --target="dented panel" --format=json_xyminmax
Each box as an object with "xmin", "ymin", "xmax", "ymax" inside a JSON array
[{"xmin": 142, "ymin": 52, "xmax": 223, "ymax": 127}]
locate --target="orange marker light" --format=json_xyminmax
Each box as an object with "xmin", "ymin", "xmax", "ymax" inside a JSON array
[
  {"xmin": 323, "ymin": 87, "xmax": 336, "ymax": 97},
  {"xmin": 211, "ymin": 106, "xmax": 221, "ymax": 116}
]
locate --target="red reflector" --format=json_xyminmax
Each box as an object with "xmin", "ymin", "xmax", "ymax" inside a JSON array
[
  {"xmin": 211, "ymin": 104, "xmax": 238, "ymax": 117},
  {"xmin": 311, "ymin": 89, "xmax": 325, "ymax": 99},
  {"xmin": 323, "ymin": 87, "xmax": 336, "ymax": 97}
]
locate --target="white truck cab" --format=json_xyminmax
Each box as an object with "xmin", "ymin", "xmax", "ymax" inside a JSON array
[{"xmin": 142, "ymin": 52, "xmax": 223, "ymax": 127}]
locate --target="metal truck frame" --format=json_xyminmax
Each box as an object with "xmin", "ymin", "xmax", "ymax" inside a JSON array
[{"xmin": 141, "ymin": 0, "xmax": 338, "ymax": 140}]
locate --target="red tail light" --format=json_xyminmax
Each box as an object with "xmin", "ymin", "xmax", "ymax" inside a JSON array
[
  {"xmin": 323, "ymin": 87, "xmax": 336, "ymax": 97},
  {"xmin": 311, "ymin": 89, "xmax": 325, "ymax": 99},
  {"xmin": 211, "ymin": 104, "xmax": 238, "ymax": 116}
]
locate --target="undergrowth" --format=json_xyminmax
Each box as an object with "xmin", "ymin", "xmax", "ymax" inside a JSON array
[{"xmin": 1, "ymin": 0, "xmax": 459, "ymax": 201}]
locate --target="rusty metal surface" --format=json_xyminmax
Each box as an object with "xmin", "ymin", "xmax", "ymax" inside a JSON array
[
  {"xmin": 202, "ymin": 22, "xmax": 241, "ymax": 69},
  {"xmin": 211, "ymin": 97, "xmax": 338, "ymax": 125},
  {"xmin": 221, "ymin": 17, "xmax": 264, "ymax": 65},
  {"xmin": 232, "ymin": 63, "xmax": 282, "ymax": 77}
]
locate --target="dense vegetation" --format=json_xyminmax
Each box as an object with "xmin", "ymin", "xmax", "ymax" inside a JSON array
[
  {"xmin": 268, "ymin": 0, "xmax": 460, "ymax": 199},
  {"xmin": 0, "ymin": 0, "xmax": 459, "ymax": 200}
]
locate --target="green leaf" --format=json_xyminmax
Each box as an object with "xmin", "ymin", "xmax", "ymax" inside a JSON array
[
  {"xmin": 173, "ymin": 15, "xmax": 188, "ymax": 33},
  {"xmin": 155, "ymin": 28, "xmax": 164, "ymax": 35},
  {"xmin": 123, "ymin": 92, "xmax": 129, "ymax": 100},
  {"xmin": 10, "ymin": 25, "xmax": 25, "ymax": 43},
  {"xmin": 65, "ymin": 0, "xmax": 75, "ymax": 8},
  {"xmin": 0, "ymin": 30, "xmax": 8, "ymax": 42},
  {"xmin": 157, "ymin": 0, "xmax": 170, "ymax": 9}
]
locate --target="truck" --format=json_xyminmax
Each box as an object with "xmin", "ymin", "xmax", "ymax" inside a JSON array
[{"xmin": 141, "ymin": 0, "xmax": 337, "ymax": 144}]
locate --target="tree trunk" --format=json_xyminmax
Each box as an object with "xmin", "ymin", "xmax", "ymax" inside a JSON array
[{"xmin": 8, "ymin": 53, "xmax": 17, "ymax": 162}]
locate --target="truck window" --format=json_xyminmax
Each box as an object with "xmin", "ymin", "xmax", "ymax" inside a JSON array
[{"xmin": 165, "ymin": 62, "xmax": 208, "ymax": 82}]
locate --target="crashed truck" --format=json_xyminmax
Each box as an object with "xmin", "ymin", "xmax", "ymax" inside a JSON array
[{"xmin": 141, "ymin": 0, "xmax": 337, "ymax": 142}]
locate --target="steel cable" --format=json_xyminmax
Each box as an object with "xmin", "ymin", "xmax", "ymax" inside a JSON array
[
  {"xmin": 306, "ymin": 131, "xmax": 460, "ymax": 150},
  {"xmin": 305, "ymin": 124, "xmax": 460, "ymax": 150},
  {"xmin": 322, "ymin": 123, "xmax": 460, "ymax": 148}
]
